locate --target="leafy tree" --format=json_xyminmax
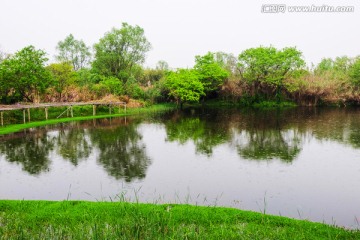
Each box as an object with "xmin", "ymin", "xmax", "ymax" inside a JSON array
[
  {"xmin": 0, "ymin": 46, "xmax": 10, "ymax": 63},
  {"xmin": 165, "ymin": 69, "xmax": 205, "ymax": 108},
  {"xmin": 0, "ymin": 46, "xmax": 51, "ymax": 103},
  {"xmin": 194, "ymin": 52, "xmax": 229, "ymax": 96},
  {"xmin": 55, "ymin": 34, "xmax": 91, "ymax": 71},
  {"xmin": 333, "ymin": 56, "xmax": 352, "ymax": 73},
  {"xmin": 124, "ymin": 76, "xmax": 144, "ymax": 99},
  {"xmin": 47, "ymin": 62, "xmax": 76, "ymax": 101},
  {"xmin": 92, "ymin": 23, "xmax": 151, "ymax": 81},
  {"xmin": 314, "ymin": 58, "xmax": 334, "ymax": 74},
  {"xmin": 349, "ymin": 58, "xmax": 360, "ymax": 85},
  {"xmin": 238, "ymin": 46, "xmax": 305, "ymax": 101},
  {"xmin": 156, "ymin": 60, "xmax": 169, "ymax": 71},
  {"xmin": 214, "ymin": 52, "xmax": 238, "ymax": 75}
]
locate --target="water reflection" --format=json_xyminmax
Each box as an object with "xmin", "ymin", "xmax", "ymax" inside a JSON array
[
  {"xmin": 56, "ymin": 126, "xmax": 92, "ymax": 166},
  {"xmin": 164, "ymin": 110, "xmax": 231, "ymax": 156},
  {"xmin": 0, "ymin": 118, "xmax": 152, "ymax": 181},
  {"xmin": 1, "ymin": 107, "xmax": 360, "ymax": 228},
  {"xmin": 89, "ymin": 119, "xmax": 151, "ymax": 182},
  {"xmin": 1, "ymin": 107, "xmax": 360, "ymax": 175},
  {"xmin": 0, "ymin": 131, "xmax": 54, "ymax": 175}
]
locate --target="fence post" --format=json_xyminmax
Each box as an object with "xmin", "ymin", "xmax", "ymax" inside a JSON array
[
  {"xmin": 23, "ymin": 109, "xmax": 26, "ymax": 124},
  {"xmin": 45, "ymin": 107, "xmax": 48, "ymax": 120}
]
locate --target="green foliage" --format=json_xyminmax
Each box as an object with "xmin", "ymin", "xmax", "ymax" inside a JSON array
[
  {"xmin": 0, "ymin": 47, "xmax": 10, "ymax": 63},
  {"xmin": 314, "ymin": 58, "xmax": 334, "ymax": 74},
  {"xmin": 194, "ymin": 52, "xmax": 229, "ymax": 95},
  {"xmin": 55, "ymin": 34, "xmax": 91, "ymax": 71},
  {"xmin": 139, "ymin": 68, "xmax": 165, "ymax": 85},
  {"xmin": 238, "ymin": 46, "xmax": 305, "ymax": 102},
  {"xmin": 333, "ymin": 56, "xmax": 352, "ymax": 72},
  {"xmin": 92, "ymin": 23, "xmax": 151, "ymax": 81},
  {"xmin": 349, "ymin": 58, "xmax": 360, "ymax": 85},
  {"xmin": 156, "ymin": 60, "xmax": 169, "ymax": 71},
  {"xmin": 214, "ymin": 51, "xmax": 238, "ymax": 75},
  {"xmin": 124, "ymin": 76, "xmax": 145, "ymax": 99},
  {"xmin": 47, "ymin": 62, "xmax": 76, "ymax": 101},
  {"xmin": 165, "ymin": 69, "xmax": 205, "ymax": 106},
  {"xmin": 101, "ymin": 76, "xmax": 124, "ymax": 96},
  {"xmin": 238, "ymin": 46, "xmax": 305, "ymax": 87},
  {"xmin": 0, "ymin": 46, "xmax": 51, "ymax": 103},
  {"xmin": 91, "ymin": 76, "xmax": 124, "ymax": 97}
]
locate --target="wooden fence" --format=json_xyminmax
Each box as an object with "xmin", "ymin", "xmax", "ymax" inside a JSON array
[{"xmin": 0, "ymin": 102, "xmax": 127, "ymax": 126}]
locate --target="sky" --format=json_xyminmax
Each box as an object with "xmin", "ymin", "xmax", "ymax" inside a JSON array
[{"xmin": 0, "ymin": 0, "xmax": 359, "ymax": 69}]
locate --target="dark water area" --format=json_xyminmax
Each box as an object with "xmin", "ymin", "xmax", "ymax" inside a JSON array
[{"xmin": 0, "ymin": 107, "xmax": 360, "ymax": 229}]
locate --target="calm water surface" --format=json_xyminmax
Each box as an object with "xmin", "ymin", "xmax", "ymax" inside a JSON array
[{"xmin": 0, "ymin": 107, "xmax": 360, "ymax": 229}]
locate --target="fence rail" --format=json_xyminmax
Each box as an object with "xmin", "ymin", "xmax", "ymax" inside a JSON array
[{"xmin": 0, "ymin": 101, "xmax": 127, "ymax": 126}]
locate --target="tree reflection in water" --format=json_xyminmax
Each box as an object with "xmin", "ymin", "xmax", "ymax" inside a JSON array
[
  {"xmin": 89, "ymin": 119, "xmax": 151, "ymax": 182},
  {"xmin": 0, "ymin": 130, "xmax": 54, "ymax": 175},
  {"xmin": 56, "ymin": 126, "xmax": 92, "ymax": 166},
  {"xmin": 1, "ymin": 107, "xmax": 360, "ymax": 177}
]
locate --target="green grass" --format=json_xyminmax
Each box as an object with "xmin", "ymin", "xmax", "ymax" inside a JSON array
[
  {"xmin": 0, "ymin": 200, "xmax": 358, "ymax": 239},
  {"xmin": 0, "ymin": 103, "xmax": 175, "ymax": 135}
]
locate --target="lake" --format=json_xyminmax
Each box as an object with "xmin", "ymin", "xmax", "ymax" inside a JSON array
[{"xmin": 0, "ymin": 107, "xmax": 360, "ymax": 229}]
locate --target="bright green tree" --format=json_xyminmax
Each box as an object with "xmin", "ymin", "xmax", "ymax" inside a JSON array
[
  {"xmin": 238, "ymin": 46, "xmax": 305, "ymax": 101},
  {"xmin": 194, "ymin": 52, "xmax": 229, "ymax": 96},
  {"xmin": 92, "ymin": 23, "xmax": 151, "ymax": 81},
  {"xmin": 314, "ymin": 58, "xmax": 334, "ymax": 74},
  {"xmin": 0, "ymin": 46, "xmax": 51, "ymax": 103},
  {"xmin": 47, "ymin": 62, "xmax": 76, "ymax": 101},
  {"xmin": 165, "ymin": 69, "xmax": 205, "ymax": 108},
  {"xmin": 56, "ymin": 34, "xmax": 91, "ymax": 71},
  {"xmin": 349, "ymin": 58, "xmax": 360, "ymax": 85}
]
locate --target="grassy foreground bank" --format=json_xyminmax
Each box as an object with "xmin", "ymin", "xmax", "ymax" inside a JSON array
[
  {"xmin": 0, "ymin": 201, "xmax": 358, "ymax": 239},
  {"xmin": 0, "ymin": 103, "xmax": 175, "ymax": 135}
]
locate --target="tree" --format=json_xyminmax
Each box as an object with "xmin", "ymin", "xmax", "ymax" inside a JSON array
[
  {"xmin": 47, "ymin": 62, "xmax": 76, "ymax": 101},
  {"xmin": 0, "ymin": 46, "xmax": 10, "ymax": 63},
  {"xmin": 56, "ymin": 34, "xmax": 91, "ymax": 71},
  {"xmin": 314, "ymin": 58, "xmax": 334, "ymax": 74},
  {"xmin": 214, "ymin": 52, "xmax": 238, "ymax": 75},
  {"xmin": 349, "ymin": 58, "xmax": 360, "ymax": 85},
  {"xmin": 92, "ymin": 23, "xmax": 151, "ymax": 81},
  {"xmin": 194, "ymin": 52, "xmax": 229, "ymax": 96},
  {"xmin": 165, "ymin": 69, "xmax": 205, "ymax": 108},
  {"xmin": 238, "ymin": 46, "xmax": 305, "ymax": 101},
  {"xmin": 0, "ymin": 46, "xmax": 51, "ymax": 103},
  {"xmin": 156, "ymin": 60, "xmax": 169, "ymax": 71}
]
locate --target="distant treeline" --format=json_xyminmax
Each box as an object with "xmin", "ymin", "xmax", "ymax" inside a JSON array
[{"xmin": 1, "ymin": 22, "xmax": 360, "ymax": 106}]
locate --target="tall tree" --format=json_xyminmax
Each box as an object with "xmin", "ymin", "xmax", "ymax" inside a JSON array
[
  {"xmin": 349, "ymin": 57, "xmax": 360, "ymax": 85},
  {"xmin": 194, "ymin": 52, "xmax": 229, "ymax": 97},
  {"xmin": 47, "ymin": 62, "xmax": 76, "ymax": 101},
  {"xmin": 0, "ymin": 46, "xmax": 51, "ymax": 103},
  {"xmin": 0, "ymin": 46, "xmax": 10, "ymax": 63},
  {"xmin": 156, "ymin": 60, "xmax": 169, "ymax": 71},
  {"xmin": 214, "ymin": 52, "xmax": 238, "ymax": 75},
  {"xmin": 165, "ymin": 69, "xmax": 205, "ymax": 108},
  {"xmin": 56, "ymin": 34, "xmax": 91, "ymax": 71},
  {"xmin": 238, "ymin": 46, "xmax": 305, "ymax": 101},
  {"xmin": 92, "ymin": 23, "xmax": 151, "ymax": 81}
]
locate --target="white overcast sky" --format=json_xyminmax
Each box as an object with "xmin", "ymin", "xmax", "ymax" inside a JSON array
[{"xmin": 0, "ymin": 0, "xmax": 359, "ymax": 68}]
